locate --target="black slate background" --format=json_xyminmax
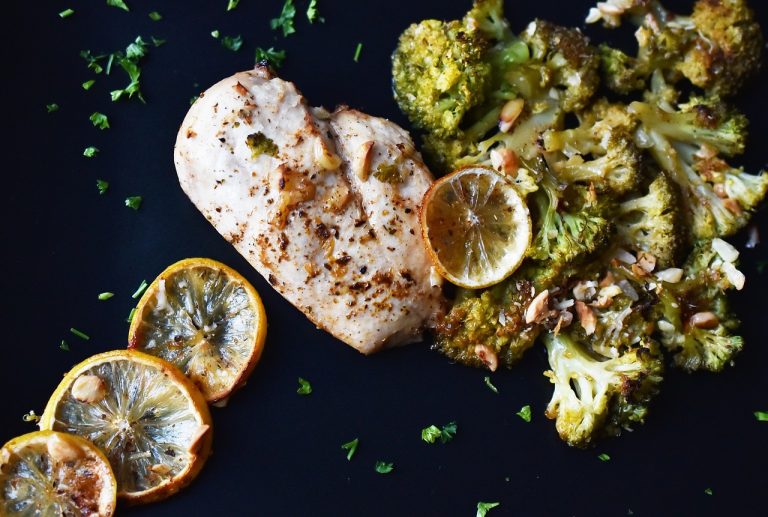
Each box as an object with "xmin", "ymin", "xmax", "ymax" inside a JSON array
[{"xmin": 2, "ymin": 1, "xmax": 767, "ymax": 516}]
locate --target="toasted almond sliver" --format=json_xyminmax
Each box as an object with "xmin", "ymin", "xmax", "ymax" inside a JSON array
[
  {"xmin": 474, "ymin": 345, "xmax": 499, "ymax": 372},
  {"xmin": 575, "ymin": 301, "xmax": 597, "ymax": 336},
  {"xmin": 689, "ymin": 311, "xmax": 719, "ymax": 329},
  {"xmin": 712, "ymin": 238, "xmax": 739, "ymax": 263},
  {"xmin": 656, "ymin": 268, "xmax": 683, "ymax": 283},
  {"xmin": 525, "ymin": 289, "xmax": 550, "ymax": 324}
]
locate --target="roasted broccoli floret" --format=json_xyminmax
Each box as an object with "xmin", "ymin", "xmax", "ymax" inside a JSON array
[
  {"xmin": 543, "ymin": 331, "xmax": 663, "ymax": 448},
  {"xmin": 655, "ymin": 239, "xmax": 745, "ymax": 372},
  {"xmin": 543, "ymin": 99, "xmax": 642, "ymax": 194},
  {"xmin": 588, "ymin": 0, "xmax": 763, "ymax": 96},
  {"xmin": 616, "ymin": 172, "xmax": 686, "ymax": 268},
  {"xmin": 630, "ymin": 86, "xmax": 768, "ymax": 238}
]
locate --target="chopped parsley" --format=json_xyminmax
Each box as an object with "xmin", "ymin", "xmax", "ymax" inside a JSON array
[
  {"xmin": 125, "ymin": 196, "xmax": 143, "ymax": 210},
  {"xmin": 149, "ymin": 11, "xmax": 162, "ymax": 21},
  {"xmin": 516, "ymin": 405, "xmax": 532, "ymax": 423},
  {"xmin": 221, "ymin": 34, "xmax": 244, "ymax": 52},
  {"xmin": 246, "ymin": 132, "xmax": 279, "ymax": 158},
  {"xmin": 704, "ymin": 488, "xmax": 713, "ymax": 496},
  {"xmin": 109, "ymin": 36, "xmax": 155, "ymax": 103},
  {"xmin": 755, "ymin": 411, "xmax": 768, "ymax": 421},
  {"xmin": 353, "ymin": 42, "xmax": 363, "ymax": 62},
  {"xmin": 90, "ymin": 112, "xmax": 110, "ymax": 130},
  {"xmin": 83, "ymin": 147, "xmax": 99, "ymax": 158},
  {"xmin": 22, "ymin": 410, "xmax": 40, "ymax": 423},
  {"xmin": 59, "ymin": 340, "xmax": 70, "ymax": 351},
  {"xmin": 126, "ymin": 307, "xmax": 137, "ymax": 323},
  {"xmin": 483, "ymin": 376, "xmax": 498, "ymax": 394},
  {"xmin": 125, "ymin": 36, "xmax": 148, "ymax": 60},
  {"xmin": 227, "ymin": 0, "xmax": 240, "ymax": 11},
  {"xmin": 421, "ymin": 422, "xmax": 457, "ymax": 444},
  {"xmin": 80, "ymin": 50, "xmax": 105, "ymax": 74},
  {"xmin": 372, "ymin": 163, "xmax": 402, "ymax": 184},
  {"xmin": 59, "ymin": 8, "xmax": 75, "ymax": 19},
  {"xmin": 107, "ymin": 0, "xmax": 130, "ymax": 12},
  {"xmin": 151, "ymin": 36, "xmax": 166, "ymax": 47},
  {"xmin": 341, "ymin": 438, "xmax": 359, "ymax": 460},
  {"xmin": 270, "ymin": 0, "xmax": 296, "ymax": 37},
  {"xmin": 131, "ymin": 279, "xmax": 148, "ymax": 299},
  {"xmin": 307, "ymin": 0, "xmax": 323, "ymax": 23},
  {"xmin": 476, "ymin": 501, "xmax": 500, "ymax": 517},
  {"xmin": 597, "ymin": 453, "xmax": 611, "ymax": 462},
  {"xmin": 46, "ymin": 103, "xmax": 59, "ymax": 113},
  {"xmin": 98, "ymin": 292, "xmax": 115, "ymax": 301},
  {"xmin": 96, "ymin": 179, "xmax": 109, "ymax": 194},
  {"xmin": 297, "ymin": 377, "xmax": 312, "ymax": 395},
  {"xmin": 70, "ymin": 328, "xmax": 90, "ymax": 340},
  {"xmin": 211, "ymin": 30, "xmax": 220, "ymax": 39},
  {"xmin": 374, "ymin": 461, "xmax": 393, "ymax": 474},
  {"xmin": 82, "ymin": 79, "xmax": 96, "ymax": 90},
  {"xmin": 255, "ymin": 47, "xmax": 286, "ymax": 68}
]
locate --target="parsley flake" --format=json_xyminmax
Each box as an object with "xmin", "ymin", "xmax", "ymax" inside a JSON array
[
  {"xmin": 110, "ymin": 36, "xmax": 151, "ymax": 103},
  {"xmin": 270, "ymin": 0, "xmax": 296, "ymax": 37},
  {"xmin": 131, "ymin": 279, "xmax": 148, "ymax": 299},
  {"xmin": 46, "ymin": 103, "xmax": 59, "ymax": 113},
  {"xmin": 90, "ymin": 112, "xmax": 110, "ymax": 130},
  {"xmin": 255, "ymin": 47, "xmax": 286, "ymax": 68},
  {"xmin": 82, "ymin": 79, "xmax": 96, "ymax": 90},
  {"xmin": 107, "ymin": 0, "xmax": 130, "ymax": 12},
  {"xmin": 704, "ymin": 488, "xmax": 713, "ymax": 496},
  {"xmin": 476, "ymin": 501, "xmax": 500, "ymax": 517},
  {"xmin": 70, "ymin": 328, "xmax": 90, "ymax": 340},
  {"xmin": 598, "ymin": 453, "xmax": 611, "ymax": 462},
  {"xmin": 422, "ymin": 421, "xmax": 457, "ymax": 444},
  {"xmin": 341, "ymin": 438, "xmax": 358, "ymax": 460},
  {"xmin": 483, "ymin": 376, "xmax": 498, "ymax": 394},
  {"xmin": 22, "ymin": 410, "xmax": 40, "ymax": 423},
  {"xmin": 221, "ymin": 34, "xmax": 244, "ymax": 52},
  {"xmin": 516, "ymin": 405, "xmax": 532, "ymax": 423},
  {"xmin": 151, "ymin": 36, "xmax": 166, "ymax": 47},
  {"xmin": 755, "ymin": 411, "xmax": 768, "ymax": 421},
  {"xmin": 60, "ymin": 340, "xmax": 70, "ymax": 351},
  {"xmin": 83, "ymin": 147, "xmax": 99, "ymax": 158},
  {"xmin": 307, "ymin": 0, "xmax": 324, "ymax": 23},
  {"xmin": 126, "ymin": 307, "xmax": 137, "ymax": 323},
  {"xmin": 227, "ymin": 0, "xmax": 240, "ymax": 11},
  {"xmin": 353, "ymin": 42, "xmax": 363, "ymax": 62},
  {"xmin": 98, "ymin": 292, "xmax": 115, "ymax": 301},
  {"xmin": 421, "ymin": 425, "xmax": 441, "ymax": 443},
  {"xmin": 211, "ymin": 30, "xmax": 220, "ymax": 38},
  {"xmin": 149, "ymin": 11, "xmax": 162, "ymax": 21},
  {"xmin": 125, "ymin": 196, "xmax": 143, "ymax": 210},
  {"xmin": 125, "ymin": 36, "xmax": 148, "ymax": 60},
  {"xmin": 96, "ymin": 179, "xmax": 109, "ymax": 194},
  {"xmin": 59, "ymin": 8, "xmax": 75, "ymax": 19},
  {"xmin": 297, "ymin": 377, "xmax": 312, "ymax": 395},
  {"xmin": 80, "ymin": 50, "xmax": 106, "ymax": 74},
  {"xmin": 374, "ymin": 461, "xmax": 393, "ymax": 474}
]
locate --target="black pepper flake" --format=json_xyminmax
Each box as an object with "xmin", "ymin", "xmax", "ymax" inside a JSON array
[
  {"xmin": 268, "ymin": 274, "xmax": 278, "ymax": 285},
  {"xmin": 360, "ymin": 266, "xmax": 368, "ymax": 274},
  {"xmin": 316, "ymin": 223, "xmax": 331, "ymax": 240}
]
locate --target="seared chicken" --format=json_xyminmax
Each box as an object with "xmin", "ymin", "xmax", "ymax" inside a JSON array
[{"xmin": 174, "ymin": 66, "xmax": 444, "ymax": 354}]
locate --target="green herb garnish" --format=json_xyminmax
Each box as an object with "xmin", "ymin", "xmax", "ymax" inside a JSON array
[
  {"xmin": 307, "ymin": 0, "xmax": 323, "ymax": 23},
  {"xmin": 151, "ymin": 36, "xmax": 165, "ymax": 47},
  {"xmin": 476, "ymin": 501, "xmax": 500, "ymax": 517},
  {"xmin": 90, "ymin": 112, "xmax": 110, "ymax": 130},
  {"xmin": 59, "ymin": 340, "xmax": 70, "ymax": 351},
  {"xmin": 374, "ymin": 461, "xmax": 393, "ymax": 474},
  {"xmin": 246, "ymin": 132, "xmax": 279, "ymax": 158},
  {"xmin": 271, "ymin": 0, "xmax": 296, "ymax": 37},
  {"xmin": 598, "ymin": 453, "xmax": 611, "ymax": 462},
  {"xmin": 125, "ymin": 196, "xmax": 143, "ymax": 210},
  {"xmin": 372, "ymin": 163, "xmax": 402, "ymax": 184},
  {"xmin": 221, "ymin": 34, "xmax": 244, "ymax": 52},
  {"xmin": 70, "ymin": 328, "xmax": 90, "ymax": 340},
  {"xmin": 126, "ymin": 307, "xmax": 137, "ymax": 323},
  {"xmin": 255, "ymin": 47, "xmax": 286, "ymax": 68},
  {"xmin": 483, "ymin": 376, "xmax": 498, "ymax": 394},
  {"xmin": 80, "ymin": 50, "xmax": 105, "ymax": 74},
  {"xmin": 353, "ymin": 42, "xmax": 363, "ymax": 62},
  {"xmin": 107, "ymin": 0, "xmax": 130, "ymax": 12},
  {"xmin": 297, "ymin": 377, "xmax": 312, "ymax": 395},
  {"xmin": 125, "ymin": 36, "xmax": 148, "ymax": 60},
  {"xmin": 341, "ymin": 438, "xmax": 358, "ymax": 460},
  {"xmin": 516, "ymin": 405, "xmax": 532, "ymax": 423},
  {"xmin": 82, "ymin": 79, "xmax": 96, "ymax": 90},
  {"xmin": 211, "ymin": 30, "xmax": 220, "ymax": 39},
  {"xmin": 83, "ymin": 147, "xmax": 99, "ymax": 158},
  {"xmin": 227, "ymin": 0, "xmax": 240, "ymax": 11},
  {"xmin": 149, "ymin": 11, "xmax": 162, "ymax": 21},
  {"xmin": 704, "ymin": 488, "xmax": 713, "ymax": 496},
  {"xmin": 96, "ymin": 179, "xmax": 109, "ymax": 194},
  {"xmin": 46, "ymin": 103, "xmax": 59, "ymax": 113},
  {"xmin": 755, "ymin": 411, "xmax": 768, "ymax": 421},
  {"xmin": 422, "ymin": 422, "xmax": 457, "ymax": 444},
  {"xmin": 59, "ymin": 8, "xmax": 75, "ymax": 19},
  {"xmin": 131, "ymin": 279, "xmax": 148, "ymax": 298},
  {"xmin": 98, "ymin": 292, "xmax": 115, "ymax": 301},
  {"xmin": 421, "ymin": 425, "xmax": 441, "ymax": 443},
  {"xmin": 22, "ymin": 410, "xmax": 40, "ymax": 423}
]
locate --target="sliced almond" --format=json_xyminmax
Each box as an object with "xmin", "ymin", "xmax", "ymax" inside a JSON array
[
  {"xmin": 525, "ymin": 289, "xmax": 550, "ymax": 324},
  {"xmin": 575, "ymin": 301, "xmax": 597, "ymax": 335},
  {"xmin": 474, "ymin": 345, "xmax": 499, "ymax": 372},
  {"xmin": 688, "ymin": 311, "xmax": 719, "ymax": 329}
]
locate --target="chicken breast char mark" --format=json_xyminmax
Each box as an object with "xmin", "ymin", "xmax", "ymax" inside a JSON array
[{"xmin": 174, "ymin": 66, "xmax": 445, "ymax": 354}]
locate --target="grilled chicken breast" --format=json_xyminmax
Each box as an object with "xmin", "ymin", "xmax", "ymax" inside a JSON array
[{"xmin": 174, "ymin": 66, "xmax": 444, "ymax": 354}]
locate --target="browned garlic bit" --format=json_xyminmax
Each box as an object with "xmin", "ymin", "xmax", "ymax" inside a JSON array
[
  {"xmin": 499, "ymin": 99, "xmax": 525, "ymax": 133},
  {"xmin": 525, "ymin": 289, "xmax": 550, "ymax": 324},
  {"xmin": 575, "ymin": 301, "xmax": 597, "ymax": 335},
  {"xmin": 474, "ymin": 344, "xmax": 499, "ymax": 372},
  {"xmin": 688, "ymin": 311, "xmax": 719, "ymax": 329},
  {"xmin": 71, "ymin": 374, "xmax": 107, "ymax": 404},
  {"xmin": 490, "ymin": 147, "xmax": 520, "ymax": 176}
]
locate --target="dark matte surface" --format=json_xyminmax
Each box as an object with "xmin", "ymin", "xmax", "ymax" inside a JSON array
[{"xmin": 3, "ymin": 1, "xmax": 767, "ymax": 516}]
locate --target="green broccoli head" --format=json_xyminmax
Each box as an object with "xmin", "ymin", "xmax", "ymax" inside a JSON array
[
  {"xmin": 655, "ymin": 239, "xmax": 745, "ymax": 372},
  {"xmin": 543, "ymin": 332, "xmax": 663, "ymax": 448},
  {"xmin": 616, "ymin": 172, "xmax": 686, "ymax": 268},
  {"xmin": 464, "ymin": 0, "xmax": 512, "ymax": 42},
  {"xmin": 599, "ymin": 44, "xmax": 647, "ymax": 94},
  {"xmin": 392, "ymin": 18, "xmax": 491, "ymax": 139}
]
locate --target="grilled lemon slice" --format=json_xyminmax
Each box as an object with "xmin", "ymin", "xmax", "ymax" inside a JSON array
[
  {"xmin": 40, "ymin": 350, "xmax": 212, "ymax": 504},
  {"xmin": 128, "ymin": 258, "xmax": 267, "ymax": 403},
  {"xmin": 0, "ymin": 430, "xmax": 116, "ymax": 516},
  {"xmin": 421, "ymin": 166, "xmax": 531, "ymax": 288}
]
